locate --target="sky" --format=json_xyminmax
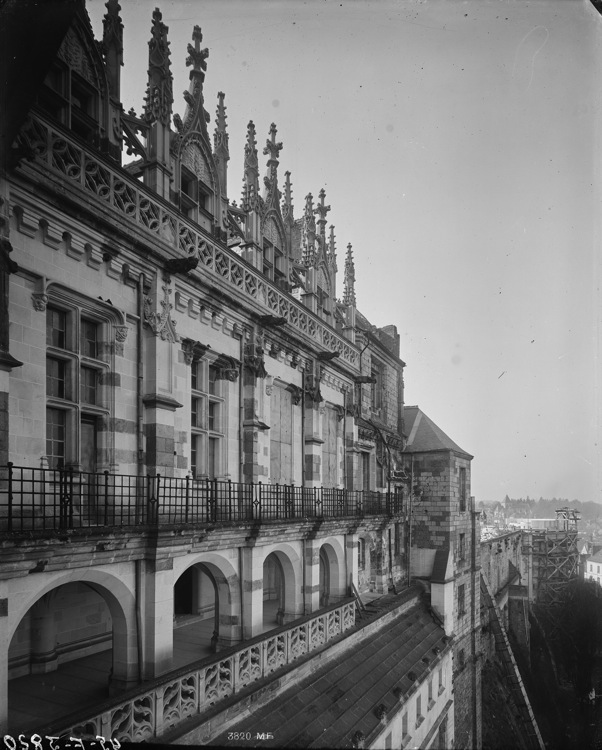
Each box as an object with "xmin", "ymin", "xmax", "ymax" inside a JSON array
[{"xmin": 88, "ymin": 0, "xmax": 602, "ymax": 505}]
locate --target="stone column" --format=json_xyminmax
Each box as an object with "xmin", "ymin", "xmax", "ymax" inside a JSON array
[
  {"xmin": 240, "ymin": 546, "xmax": 264, "ymax": 639},
  {"xmin": 304, "ymin": 540, "xmax": 321, "ymax": 613},
  {"xmin": 0, "ymin": 583, "xmax": 8, "ymax": 735},
  {"xmin": 141, "ymin": 558, "xmax": 174, "ymax": 678},
  {"xmin": 30, "ymin": 594, "xmax": 58, "ymax": 674}
]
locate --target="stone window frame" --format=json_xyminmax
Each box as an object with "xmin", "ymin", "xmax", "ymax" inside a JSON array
[
  {"xmin": 44, "ymin": 287, "xmax": 120, "ymax": 471},
  {"xmin": 457, "ymin": 582, "xmax": 466, "ymax": 617},
  {"xmin": 415, "ymin": 691, "xmax": 424, "ymax": 729},
  {"xmin": 190, "ymin": 357, "xmax": 227, "ymax": 480}
]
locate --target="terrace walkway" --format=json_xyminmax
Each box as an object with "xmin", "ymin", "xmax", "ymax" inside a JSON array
[{"xmin": 8, "ymin": 601, "xmax": 284, "ymax": 734}]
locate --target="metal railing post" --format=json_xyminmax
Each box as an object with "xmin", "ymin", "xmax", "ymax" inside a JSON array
[
  {"xmin": 185, "ymin": 474, "xmax": 190, "ymax": 524},
  {"xmin": 103, "ymin": 470, "xmax": 110, "ymax": 525},
  {"xmin": 7, "ymin": 462, "xmax": 13, "ymax": 532}
]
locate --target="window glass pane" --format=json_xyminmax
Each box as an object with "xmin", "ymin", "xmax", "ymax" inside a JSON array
[
  {"xmin": 191, "ymin": 396, "xmax": 202, "ymax": 428},
  {"xmin": 47, "ymin": 308, "xmax": 66, "ymax": 348},
  {"xmin": 81, "ymin": 319, "xmax": 98, "ymax": 358},
  {"xmin": 47, "ymin": 357, "xmax": 66, "ymax": 398},
  {"xmin": 80, "ymin": 366, "xmax": 97, "ymax": 404},
  {"xmin": 208, "ymin": 401, "xmax": 218, "ymax": 432},
  {"xmin": 208, "ymin": 436, "xmax": 218, "ymax": 478},
  {"xmin": 208, "ymin": 365, "xmax": 219, "ymax": 395},
  {"xmin": 46, "ymin": 407, "xmax": 66, "ymax": 468}
]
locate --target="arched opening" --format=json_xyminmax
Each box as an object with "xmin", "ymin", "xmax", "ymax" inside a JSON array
[
  {"xmin": 263, "ymin": 553, "xmax": 285, "ymax": 627},
  {"xmin": 172, "ymin": 560, "xmax": 239, "ymax": 667},
  {"xmin": 319, "ymin": 540, "xmax": 347, "ymax": 607},
  {"xmin": 7, "ymin": 579, "xmax": 131, "ymax": 734},
  {"xmin": 319, "ymin": 548, "xmax": 330, "ymax": 607}
]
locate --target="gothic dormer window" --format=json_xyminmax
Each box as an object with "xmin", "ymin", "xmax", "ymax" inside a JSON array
[
  {"xmin": 36, "ymin": 62, "xmax": 99, "ymax": 145},
  {"xmin": 179, "ymin": 161, "xmax": 214, "ymax": 229},
  {"xmin": 262, "ymin": 239, "xmax": 274, "ymax": 280}
]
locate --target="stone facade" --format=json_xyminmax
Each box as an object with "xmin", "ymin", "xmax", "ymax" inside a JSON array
[{"xmin": 0, "ymin": 2, "xmax": 481, "ymax": 746}]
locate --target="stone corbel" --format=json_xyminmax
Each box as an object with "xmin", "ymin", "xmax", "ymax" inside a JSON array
[
  {"xmin": 181, "ymin": 337, "xmax": 210, "ymax": 365},
  {"xmin": 115, "ymin": 325, "xmax": 129, "ymax": 343},
  {"xmin": 286, "ymin": 384, "xmax": 302, "ymax": 406},
  {"xmin": 213, "ymin": 353, "xmax": 240, "ymax": 382},
  {"xmin": 244, "ymin": 333, "xmax": 267, "ymax": 379},
  {"xmin": 303, "ymin": 359, "xmax": 323, "ymax": 404}
]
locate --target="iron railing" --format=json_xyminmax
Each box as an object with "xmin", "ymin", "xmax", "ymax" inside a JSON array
[{"xmin": 0, "ymin": 464, "xmax": 404, "ymax": 532}]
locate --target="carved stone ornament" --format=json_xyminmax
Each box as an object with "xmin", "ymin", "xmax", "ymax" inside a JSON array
[
  {"xmin": 143, "ymin": 285, "xmax": 179, "ymax": 342},
  {"xmin": 32, "ymin": 293, "xmax": 48, "ymax": 312},
  {"xmin": 334, "ymin": 404, "xmax": 345, "ymax": 422},
  {"xmin": 213, "ymin": 353, "xmax": 240, "ymax": 382},
  {"xmin": 114, "ymin": 325, "xmax": 128, "ymax": 343},
  {"xmin": 303, "ymin": 364, "xmax": 323, "ymax": 404},
  {"xmin": 244, "ymin": 338, "xmax": 267, "ymax": 379},
  {"xmin": 287, "ymin": 384, "xmax": 302, "ymax": 406},
  {"xmin": 181, "ymin": 338, "xmax": 209, "ymax": 365}
]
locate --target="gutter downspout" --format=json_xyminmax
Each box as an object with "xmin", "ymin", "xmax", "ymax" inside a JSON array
[
  {"xmin": 236, "ymin": 326, "xmax": 244, "ymax": 483},
  {"xmin": 343, "ymin": 388, "xmax": 347, "ymax": 489},
  {"xmin": 136, "ymin": 273, "xmax": 145, "ymax": 682}
]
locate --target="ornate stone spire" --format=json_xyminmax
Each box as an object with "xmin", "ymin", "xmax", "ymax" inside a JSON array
[
  {"xmin": 143, "ymin": 8, "xmax": 173, "ymax": 126},
  {"xmin": 343, "ymin": 243, "xmax": 356, "ymax": 306},
  {"xmin": 214, "ymin": 91, "xmax": 229, "ymax": 195},
  {"xmin": 314, "ymin": 188, "xmax": 330, "ymax": 244},
  {"xmin": 328, "ymin": 225, "xmax": 337, "ymax": 271},
  {"xmin": 102, "ymin": 0, "xmax": 123, "ymax": 98},
  {"xmin": 282, "ymin": 170, "xmax": 294, "ymax": 223},
  {"xmin": 302, "ymin": 193, "xmax": 316, "ymax": 268},
  {"xmin": 186, "ymin": 25, "xmax": 209, "ymax": 81},
  {"xmin": 262, "ymin": 123, "xmax": 282, "ymax": 209},
  {"xmin": 173, "ymin": 25, "xmax": 210, "ymax": 139},
  {"xmin": 242, "ymin": 121, "xmax": 260, "ymax": 212}
]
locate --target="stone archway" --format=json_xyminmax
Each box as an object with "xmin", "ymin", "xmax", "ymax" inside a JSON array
[
  {"xmin": 6, "ymin": 569, "xmax": 136, "ymax": 733},
  {"xmin": 261, "ymin": 544, "xmax": 302, "ymax": 626},
  {"xmin": 172, "ymin": 553, "xmax": 241, "ymax": 655},
  {"xmin": 319, "ymin": 539, "xmax": 347, "ymax": 605}
]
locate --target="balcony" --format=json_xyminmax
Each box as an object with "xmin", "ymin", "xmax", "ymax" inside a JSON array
[{"xmin": 0, "ymin": 464, "xmax": 404, "ymax": 533}]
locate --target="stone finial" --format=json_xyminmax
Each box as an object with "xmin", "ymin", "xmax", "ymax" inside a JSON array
[
  {"xmin": 282, "ymin": 170, "xmax": 294, "ymax": 222},
  {"xmin": 214, "ymin": 91, "xmax": 229, "ymax": 195},
  {"xmin": 242, "ymin": 121, "xmax": 260, "ymax": 211},
  {"xmin": 186, "ymin": 25, "xmax": 209, "ymax": 79},
  {"xmin": 214, "ymin": 92, "xmax": 229, "ymax": 153},
  {"xmin": 102, "ymin": 0, "xmax": 123, "ymax": 59},
  {"xmin": 301, "ymin": 193, "xmax": 316, "ymax": 267},
  {"xmin": 343, "ymin": 243, "xmax": 356, "ymax": 306},
  {"xmin": 328, "ymin": 224, "xmax": 337, "ymax": 271},
  {"xmin": 314, "ymin": 187, "xmax": 330, "ymax": 241},
  {"xmin": 262, "ymin": 123, "xmax": 282, "ymax": 208},
  {"xmin": 144, "ymin": 8, "xmax": 173, "ymax": 125}
]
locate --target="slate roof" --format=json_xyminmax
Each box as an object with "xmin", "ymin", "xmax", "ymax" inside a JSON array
[
  {"xmin": 208, "ymin": 594, "xmax": 448, "ymax": 748},
  {"xmin": 588, "ymin": 550, "xmax": 602, "ymax": 564},
  {"xmin": 403, "ymin": 405, "xmax": 472, "ymax": 459}
]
